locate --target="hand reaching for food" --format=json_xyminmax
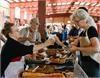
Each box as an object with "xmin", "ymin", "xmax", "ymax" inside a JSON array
[{"xmin": 44, "ymin": 39, "xmax": 55, "ymax": 46}]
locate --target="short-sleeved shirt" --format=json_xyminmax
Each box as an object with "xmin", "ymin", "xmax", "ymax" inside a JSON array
[
  {"xmin": 69, "ymin": 27, "xmax": 80, "ymax": 36},
  {"xmin": 80, "ymin": 26, "xmax": 98, "ymax": 39}
]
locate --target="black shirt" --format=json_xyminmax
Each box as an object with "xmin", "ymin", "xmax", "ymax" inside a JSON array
[
  {"xmin": 87, "ymin": 26, "xmax": 98, "ymax": 39},
  {"xmin": 80, "ymin": 26, "xmax": 98, "ymax": 39},
  {"xmin": 69, "ymin": 27, "xmax": 80, "ymax": 36},
  {"xmin": 1, "ymin": 36, "xmax": 33, "ymax": 76}
]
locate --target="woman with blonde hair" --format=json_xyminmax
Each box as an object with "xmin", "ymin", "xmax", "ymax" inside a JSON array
[
  {"xmin": 78, "ymin": 7, "xmax": 97, "ymax": 30},
  {"xmin": 70, "ymin": 9, "xmax": 100, "ymax": 77}
]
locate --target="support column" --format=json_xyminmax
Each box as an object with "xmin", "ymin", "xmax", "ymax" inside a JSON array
[{"xmin": 38, "ymin": 0, "xmax": 46, "ymax": 42}]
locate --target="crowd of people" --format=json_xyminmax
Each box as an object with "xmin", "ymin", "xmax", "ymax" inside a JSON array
[{"xmin": 0, "ymin": 7, "xmax": 100, "ymax": 78}]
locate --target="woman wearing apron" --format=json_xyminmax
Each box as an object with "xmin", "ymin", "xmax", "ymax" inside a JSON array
[{"xmin": 70, "ymin": 9, "xmax": 100, "ymax": 77}]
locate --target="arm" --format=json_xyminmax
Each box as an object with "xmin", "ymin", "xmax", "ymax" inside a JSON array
[
  {"xmin": 70, "ymin": 37, "xmax": 100, "ymax": 53},
  {"xmin": 54, "ymin": 35, "xmax": 65, "ymax": 47},
  {"xmin": 77, "ymin": 27, "xmax": 100, "ymax": 53},
  {"xmin": 70, "ymin": 38, "xmax": 79, "ymax": 46},
  {"xmin": 70, "ymin": 27, "xmax": 100, "ymax": 53},
  {"xmin": 17, "ymin": 37, "xmax": 28, "ymax": 42},
  {"xmin": 33, "ymin": 39, "xmax": 55, "ymax": 51},
  {"xmin": 17, "ymin": 37, "xmax": 33, "ymax": 42},
  {"xmin": 77, "ymin": 37, "xmax": 100, "ymax": 53}
]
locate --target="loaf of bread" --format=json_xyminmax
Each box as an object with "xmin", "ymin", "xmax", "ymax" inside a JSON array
[{"xmin": 22, "ymin": 72, "xmax": 65, "ymax": 78}]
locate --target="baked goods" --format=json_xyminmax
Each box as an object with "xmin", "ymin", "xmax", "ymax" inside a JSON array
[
  {"xmin": 46, "ymin": 49, "xmax": 57, "ymax": 57},
  {"xmin": 22, "ymin": 72, "xmax": 65, "ymax": 78},
  {"xmin": 49, "ymin": 58, "xmax": 66, "ymax": 63},
  {"xmin": 35, "ymin": 65, "xmax": 55, "ymax": 73}
]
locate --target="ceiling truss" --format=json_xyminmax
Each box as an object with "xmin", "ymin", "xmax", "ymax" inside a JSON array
[{"xmin": 5, "ymin": 0, "xmax": 100, "ymax": 16}]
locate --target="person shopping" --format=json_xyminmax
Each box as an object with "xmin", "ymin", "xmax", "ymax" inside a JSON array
[{"xmin": 1, "ymin": 22, "xmax": 55, "ymax": 77}]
